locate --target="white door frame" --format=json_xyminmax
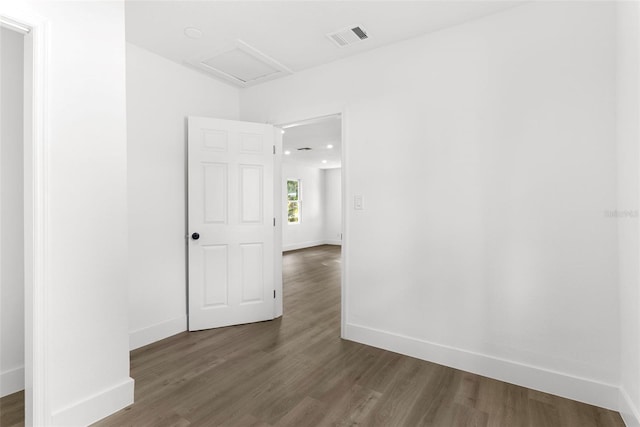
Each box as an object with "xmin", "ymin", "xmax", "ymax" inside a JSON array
[
  {"xmin": 1, "ymin": 9, "xmax": 50, "ymax": 426},
  {"xmin": 276, "ymin": 109, "xmax": 348, "ymax": 338}
]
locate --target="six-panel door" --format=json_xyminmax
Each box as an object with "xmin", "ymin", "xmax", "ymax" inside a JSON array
[{"xmin": 188, "ymin": 117, "xmax": 275, "ymax": 331}]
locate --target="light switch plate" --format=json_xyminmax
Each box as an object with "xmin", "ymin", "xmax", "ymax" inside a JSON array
[{"xmin": 354, "ymin": 195, "xmax": 364, "ymax": 210}]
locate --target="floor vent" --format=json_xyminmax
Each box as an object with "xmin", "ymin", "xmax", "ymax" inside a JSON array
[{"xmin": 327, "ymin": 26, "xmax": 369, "ymax": 47}]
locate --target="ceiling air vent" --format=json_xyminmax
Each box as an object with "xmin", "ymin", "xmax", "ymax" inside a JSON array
[
  {"xmin": 297, "ymin": 147, "xmax": 312, "ymax": 151},
  {"xmin": 327, "ymin": 26, "xmax": 369, "ymax": 47}
]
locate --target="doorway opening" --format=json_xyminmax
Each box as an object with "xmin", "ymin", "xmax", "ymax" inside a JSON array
[
  {"xmin": 278, "ymin": 113, "xmax": 344, "ymax": 334},
  {"xmin": 0, "ymin": 12, "xmax": 49, "ymax": 425},
  {"xmin": 0, "ymin": 21, "xmax": 27, "ymax": 424}
]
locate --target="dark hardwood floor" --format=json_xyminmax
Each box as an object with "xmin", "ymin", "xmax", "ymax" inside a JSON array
[
  {"xmin": 0, "ymin": 390, "xmax": 23, "ymax": 427},
  {"xmin": 0, "ymin": 245, "xmax": 627, "ymax": 426}
]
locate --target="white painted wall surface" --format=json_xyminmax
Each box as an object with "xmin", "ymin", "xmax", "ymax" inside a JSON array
[
  {"xmin": 241, "ymin": 2, "xmax": 619, "ymax": 409},
  {"xmin": 283, "ymin": 164, "xmax": 324, "ymax": 251},
  {"xmin": 0, "ymin": 1, "xmax": 134, "ymax": 424},
  {"xmin": 323, "ymin": 168, "xmax": 341, "ymax": 244},
  {"xmin": 126, "ymin": 43, "xmax": 239, "ymax": 349},
  {"xmin": 0, "ymin": 27, "xmax": 25, "ymax": 398},
  {"xmin": 617, "ymin": 2, "xmax": 640, "ymax": 426}
]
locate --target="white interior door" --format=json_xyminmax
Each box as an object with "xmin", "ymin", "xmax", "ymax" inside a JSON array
[{"xmin": 188, "ymin": 116, "xmax": 277, "ymax": 331}]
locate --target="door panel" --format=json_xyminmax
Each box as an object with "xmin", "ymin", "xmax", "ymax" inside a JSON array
[
  {"xmin": 203, "ymin": 163, "xmax": 228, "ymax": 224},
  {"xmin": 240, "ymin": 243, "xmax": 263, "ymax": 303},
  {"xmin": 188, "ymin": 117, "xmax": 276, "ymax": 331},
  {"xmin": 203, "ymin": 244, "xmax": 228, "ymax": 307}
]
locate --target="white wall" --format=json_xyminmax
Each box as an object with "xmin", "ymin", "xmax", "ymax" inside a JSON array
[
  {"xmin": 617, "ymin": 2, "xmax": 640, "ymax": 426},
  {"xmin": 1, "ymin": 1, "xmax": 134, "ymax": 424},
  {"xmin": 283, "ymin": 163, "xmax": 325, "ymax": 250},
  {"xmin": 0, "ymin": 27, "xmax": 25, "ymax": 398},
  {"xmin": 323, "ymin": 168, "xmax": 341, "ymax": 244},
  {"xmin": 241, "ymin": 1, "xmax": 619, "ymax": 410},
  {"xmin": 126, "ymin": 43, "xmax": 239, "ymax": 350}
]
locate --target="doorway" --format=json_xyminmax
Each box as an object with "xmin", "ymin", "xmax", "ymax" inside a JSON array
[
  {"xmin": 279, "ymin": 114, "xmax": 344, "ymax": 333},
  {"xmin": 0, "ymin": 22, "xmax": 26, "ymax": 423},
  {"xmin": 0, "ymin": 12, "xmax": 48, "ymax": 425}
]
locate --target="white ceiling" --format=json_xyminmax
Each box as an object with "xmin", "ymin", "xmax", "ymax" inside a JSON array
[
  {"xmin": 282, "ymin": 115, "xmax": 341, "ymax": 169},
  {"xmin": 125, "ymin": 1, "xmax": 522, "ymax": 87}
]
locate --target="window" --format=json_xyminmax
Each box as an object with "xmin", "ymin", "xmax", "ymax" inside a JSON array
[{"xmin": 287, "ymin": 179, "xmax": 300, "ymax": 224}]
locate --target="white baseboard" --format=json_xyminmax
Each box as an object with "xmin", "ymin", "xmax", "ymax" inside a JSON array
[
  {"xmin": 283, "ymin": 240, "xmax": 326, "ymax": 251},
  {"xmin": 51, "ymin": 377, "xmax": 134, "ymax": 426},
  {"xmin": 620, "ymin": 388, "xmax": 640, "ymax": 427},
  {"xmin": 283, "ymin": 240, "xmax": 342, "ymax": 251},
  {"xmin": 129, "ymin": 315, "xmax": 187, "ymax": 350},
  {"xmin": 0, "ymin": 365, "xmax": 24, "ymax": 397},
  {"xmin": 323, "ymin": 239, "xmax": 342, "ymax": 246},
  {"xmin": 344, "ymin": 323, "xmax": 619, "ymax": 411}
]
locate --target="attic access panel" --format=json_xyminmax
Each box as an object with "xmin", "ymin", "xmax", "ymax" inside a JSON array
[
  {"xmin": 202, "ymin": 49, "xmax": 278, "ymax": 82},
  {"xmin": 189, "ymin": 40, "xmax": 292, "ymax": 88}
]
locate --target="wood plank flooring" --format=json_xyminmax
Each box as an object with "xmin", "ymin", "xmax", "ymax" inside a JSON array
[
  {"xmin": 0, "ymin": 390, "xmax": 23, "ymax": 427},
  {"xmin": 0, "ymin": 245, "xmax": 627, "ymax": 426}
]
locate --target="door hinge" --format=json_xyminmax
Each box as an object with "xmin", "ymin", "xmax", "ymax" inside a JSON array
[
  {"xmin": 273, "ymin": 290, "xmax": 276, "ymax": 299},
  {"xmin": 273, "ymin": 145, "xmax": 276, "ymax": 155}
]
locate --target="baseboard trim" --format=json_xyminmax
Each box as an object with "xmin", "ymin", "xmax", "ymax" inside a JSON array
[
  {"xmin": 0, "ymin": 365, "xmax": 24, "ymax": 397},
  {"xmin": 344, "ymin": 323, "xmax": 619, "ymax": 411},
  {"xmin": 620, "ymin": 388, "xmax": 640, "ymax": 427},
  {"xmin": 129, "ymin": 315, "xmax": 187, "ymax": 350},
  {"xmin": 51, "ymin": 377, "xmax": 134, "ymax": 426},
  {"xmin": 323, "ymin": 239, "xmax": 342, "ymax": 246},
  {"xmin": 283, "ymin": 240, "xmax": 325, "ymax": 251},
  {"xmin": 283, "ymin": 240, "xmax": 342, "ymax": 251}
]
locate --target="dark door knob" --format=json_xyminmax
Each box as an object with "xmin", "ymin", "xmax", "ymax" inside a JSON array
[{"xmin": 191, "ymin": 232, "xmax": 200, "ymax": 240}]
